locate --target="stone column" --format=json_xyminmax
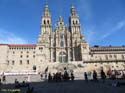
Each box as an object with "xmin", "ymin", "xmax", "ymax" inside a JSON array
[
  {"xmin": 73, "ymin": 47, "xmax": 75, "ymax": 61},
  {"xmin": 50, "ymin": 49, "xmax": 53, "ymax": 62},
  {"xmin": 56, "ymin": 50, "xmax": 58, "ymax": 62},
  {"xmin": 68, "ymin": 49, "xmax": 70, "ymax": 62}
]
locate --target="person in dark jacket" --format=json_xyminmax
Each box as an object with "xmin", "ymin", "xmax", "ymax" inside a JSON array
[
  {"xmin": 71, "ymin": 72, "xmax": 75, "ymax": 81},
  {"xmin": 101, "ymin": 69, "xmax": 106, "ymax": 83},
  {"xmin": 93, "ymin": 70, "xmax": 98, "ymax": 82},
  {"xmin": 0, "ymin": 78, "xmax": 2, "ymax": 85},
  {"xmin": 48, "ymin": 73, "xmax": 52, "ymax": 82},
  {"xmin": 84, "ymin": 72, "xmax": 88, "ymax": 82},
  {"xmin": 2, "ymin": 75, "xmax": 6, "ymax": 84}
]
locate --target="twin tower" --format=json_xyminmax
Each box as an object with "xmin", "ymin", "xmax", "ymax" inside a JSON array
[{"xmin": 37, "ymin": 4, "xmax": 89, "ymax": 63}]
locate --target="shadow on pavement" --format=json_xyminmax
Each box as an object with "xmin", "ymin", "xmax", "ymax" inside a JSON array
[{"xmin": 0, "ymin": 79, "xmax": 125, "ymax": 93}]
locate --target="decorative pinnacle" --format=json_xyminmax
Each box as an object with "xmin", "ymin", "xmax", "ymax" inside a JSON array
[
  {"xmin": 45, "ymin": 2, "xmax": 48, "ymax": 8},
  {"xmin": 70, "ymin": 4, "xmax": 77, "ymax": 16},
  {"xmin": 43, "ymin": 1, "xmax": 50, "ymax": 17},
  {"xmin": 71, "ymin": 4, "xmax": 75, "ymax": 9},
  {"xmin": 58, "ymin": 16, "xmax": 63, "ymax": 22}
]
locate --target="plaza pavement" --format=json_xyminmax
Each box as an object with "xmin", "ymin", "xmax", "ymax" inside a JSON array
[{"xmin": 0, "ymin": 75, "xmax": 125, "ymax": 93}]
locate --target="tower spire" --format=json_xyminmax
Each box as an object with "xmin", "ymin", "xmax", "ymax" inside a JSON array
[
  {"xmin": 43, "ymin": 1, "xmax": 50, "ymax": 17},
  {"xmin": 71, "ymin": 3, "xmax": 75, "ymax": 9},
  {"xmin": 45, "ymin": 0, "xmax": 48, "ymax": 7},
  {"xmin": 38, "ymin": 2, "xmax": 52, "ymax": 37},
  {"xmin": 58, "ymin": 16, "xmax": 63, "ymax": 22},
  {"xmin": 69, "ymin": 4, "xmax": 81, "ymax": 36},
  {"xmin": 70, "ymin": 4, "xmax": 77, "ymax": 17}
]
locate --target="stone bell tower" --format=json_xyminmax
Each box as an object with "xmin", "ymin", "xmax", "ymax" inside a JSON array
[
  {"xmin": 38, "ymin": 3, "xmax": 52, "ymax": 45},
  {"xmin": 69, "ymin": 5, "xmax": 81, "ymax": 36},
  {"xmin": 69, "ymin": 5, "xmax": 90, "ymax": 61},
  {"xmin": 37, "ymin": 3, "xmax": 52, "ymax": 63},
  {"xmin": 69, "ymin": 5, "xmax": 82, "ymax": 61}
]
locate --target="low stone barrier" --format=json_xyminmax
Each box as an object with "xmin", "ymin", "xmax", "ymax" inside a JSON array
[{"xmin": 0, "ymin": 70, "xmax": 38, "ymax": 76}]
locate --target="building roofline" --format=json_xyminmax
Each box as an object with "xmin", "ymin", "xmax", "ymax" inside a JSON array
[
  {"xmin": 90, "ymin": 45, "xmax": 125, "ymax": 48},
  {"xmin": 0, "ymin": 44, "xmax": 8, "ymax": 46},
  {"xmin": 0, "ymin": 44, "xmax": 36, "ymax": 47},
  {"xmin": 8, "ymin": 44, "xmax": 36, "ymax": 47}
]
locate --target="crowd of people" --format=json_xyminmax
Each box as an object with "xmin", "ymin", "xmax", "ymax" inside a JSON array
[
  {"xmin": 83, "ymin": 69, "xmax": 125, "ymax": 83},
  {"xmin": 84, "ymin": 69, "xmax": 106, "ymax": 83},
  {"xmin": 44, "ymin": 70, "xmax": 75, "ymax": 82},
  {"xmin": 39, "ymin": 68, "xmax": 125, "ymax": 83},
  {"xmin": 0, "ymin": 68, "xmax": 125, "ymax": 93},
  {"xmin": 14, "ymin": 78, "xmax": 34, "ymax": 93}
]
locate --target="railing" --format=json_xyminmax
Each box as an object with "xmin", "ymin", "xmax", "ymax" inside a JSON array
[{"xmin": 0, "ymin": 70, "xmax": 38, "ymax": 76}]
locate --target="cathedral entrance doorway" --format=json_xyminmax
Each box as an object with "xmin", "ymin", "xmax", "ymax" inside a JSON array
[
  {"xmin": 33, "ymin": 65, "xmax": 36, "ymax": 71},
  {"xmin": 59, "ymin": 52, "xmax": 67, "ymax": 63}
]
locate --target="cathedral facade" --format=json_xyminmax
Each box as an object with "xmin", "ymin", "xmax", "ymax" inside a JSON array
[
  {"xmin": 37, "ymin": 4, "xmax": 89, "ymax": 63},
  {"xmin": 0, "ymin": 4, "xmax": 125, "ymax": 73}
]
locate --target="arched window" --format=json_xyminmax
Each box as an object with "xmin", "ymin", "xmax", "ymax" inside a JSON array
[
  {"xmin": 47, "ymin": 20, "xmax": 49, "ymax": 24},
  {"xmin": 60, "ymin": 41, "xmax": 64, "ymax": 47},
  {"xmin": 7, "ymin": 61, "xmax": 9, "ymax": 65},
  {"xmin": 12, "ymin": 60, "xmax": 15, "ymax": 65},
  {"xmin": 20, "ymin": 60, "xmax": 22, "ymax": 65},
  {"xmin": 44, "ymin": 20, "xmax": 46, "ymax": 24},
  {"xmin": 60, "ymin": 22, "xmax": 62, "ymax": 25},
  {"xmin": 27, "ymin": 60, "xmax": 29, "ymax": 64},
  {"xmin": 59, "ymin": 52, "xmax": 66, "ymax": 55},
  {"xmin": 105, "ymin": 55, "xmax": 108, "ymax": 60},
  {"xmin": 110, "ymin": 55, "xmax": 112, "ymax": 58},
  {"xmin": 73, "ymin": 20, "xmax": 75, "ymax": 25},
  {"xmin": 114, "ymin": 55, "xmax": 117, "ymax": 59},
  {"xmin": 76, "ymin": 20, "xmax": 78, "ymax": 24},
  {"xmin": 122, "ymin": 55, "xmax": 124, "ymax": 59},
  {"xmin": 59, "ymin": 52, "xmax": 67, "ymax": 63}
]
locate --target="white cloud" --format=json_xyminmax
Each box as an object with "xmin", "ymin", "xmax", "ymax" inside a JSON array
[
  {"xmin": 0, "ymin": 28, "xmax": 27, "ymax": 44},
  {"xmin": 102, "ymin": 21, "xmax": 125, "ymax": 39},
  {"xmin": 83, "ymin": 26, "xmax": 96, "ymax": 44},
  {"xmin": 102, "ymin": 33, "xmax": 110, "ymax": 38},
  {"xmin": 113, "ymin": 21, "xmax": 125, "ymax": 31}
]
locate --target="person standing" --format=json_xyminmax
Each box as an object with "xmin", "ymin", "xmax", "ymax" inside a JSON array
[
  {"xmin": 71, "ymin": 72, "xmax": 74, "ymax": 81},
  {"xmin": 0, "ymin": 78, "xmax": 1, "ymax": 85},
  {"xmin": 2, "ymin": 75, "xmax": 6, "ymax": 84},
  {"xmin": 40, "ymin": 74, "xmax": 43, "ymax": 80},
  {"xmin": 84, "ymin": 72, "xmax": 88, "ymax": 82},
  {"xmin": 100, "ymin": 69, "xmax": 106, "ymax": 83},
  {"xmin": 107, "ymin": 69, "xmax": 112, "ymax": 78},
  {"xmin": 93, "ymin": 70, "xmax": 98, "ymax": 82},
  {"xmin": 48, "ymin": 73, "xmax": 52, "ymax": 82},
  {"xmin": 45, "ymin": 73, "xmax": 47, "ymax": 81}
]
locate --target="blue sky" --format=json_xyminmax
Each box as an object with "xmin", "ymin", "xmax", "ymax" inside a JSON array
[{"xmin": 0, "ymin": 0, "xmax": 125, "ymax": 46}]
